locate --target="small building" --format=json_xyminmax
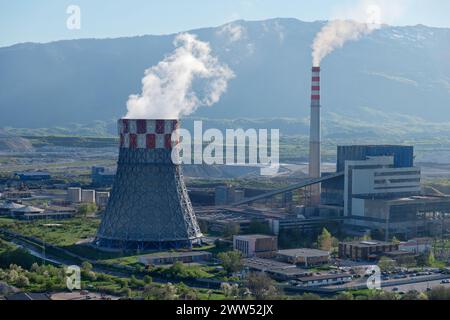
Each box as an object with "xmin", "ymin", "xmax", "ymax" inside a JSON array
[
  {"xmin": 242, "ymin": 257, "xmax": 309, "ymax": 280},
  {"xmin": 138, "ymin": 251, "xmax": 212, "ymax": 266},
  {"xmin": 233, "ymin": 234, "xmax": 278, "ymax": 258},
  {"xmin": 1, "ymin": 190, "xmax": 32, "ymax": 200},
  {"xmin": 9, "ymin": 205, "xmax": 75, "ymax": 221},
  {"xmin": 67, "ymin": 187, "xmax": 82, "ymax": 203},
  {"xmin": 91, "ymin": 166, "xmax": 116, "ymax": 186},
  {"xmin": 10, "ymin": 206, "xmax": 44, "ymax": 218},
  {"xmin": 17, "ymin": 211, "xmax": 75, "ymax": 221},
  {"xmin": 81, "ymin": 189, "xmax": 96, "ymax": 203},
  {"xmin": 277, "ymin": 248, "xmax": 330, "ymax": 267},
  {"xmin": 338, "ymin": 240, "xmax": 399, "ymax": 260},
  {"xmin": 0, "ymin": 202, "xmax": 25, "ymax": 215},
  {"xmin": 14, "ymin": 171, "xmax": 51, "ymax": 181},
  {"xmin": 215, "ymin": 185, "xmax": 245, "ymax": 205},
  {"xmin": 297, "ymin": 273, "xmax": 353, "ymax": 287},
  {"xmin": 383, "ymin": 250, "xmax": 416, "ymax": 263},
  {"xmin": 95, "ymin": 191, "xmax": 110, "ymax": 208},
  {"xmin": 399, "ymin": 237, "xmax": 433, "ymax": 254}
]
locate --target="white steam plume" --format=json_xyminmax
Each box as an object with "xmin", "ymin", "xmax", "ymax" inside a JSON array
[
  {"xmin": 312, "ymin": 2, "xmax": 385, "ymax": 66},
  {"xmin": 125, "ymin": 33, "xmax": 234, "ymax": 119}
]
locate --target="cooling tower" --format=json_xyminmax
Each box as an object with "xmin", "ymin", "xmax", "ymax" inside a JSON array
[
  {"xmin": 309, "ymin": 66, "xmax": 321, "ymax": 205},
  {"xmin": 95, "ymin": 119, "xmax": 203, "ymax": 250}
]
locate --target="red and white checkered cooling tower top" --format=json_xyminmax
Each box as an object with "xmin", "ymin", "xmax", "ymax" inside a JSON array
[{"xmin": 118, "ymin": 119, "xmax": 179, "ymax": 150}]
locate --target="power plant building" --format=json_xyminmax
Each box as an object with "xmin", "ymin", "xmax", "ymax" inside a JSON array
[
  {"xmin": 81, "ymin": 189, "xmax": 96, "ymax": 203},
  {"xmin": 67, "ymin": 187, "xmax": 82, "ymax": 203},
  {"xmin": 95, "ymin": 119, "xmax": 202, "ymax": 249},
  {"xmin": 233, "ymin": 234, "xmax": 278, "ymax": 258},
  {"xmin": 320, "ymin": 145, "xmax": 450, "ymax": 239}
]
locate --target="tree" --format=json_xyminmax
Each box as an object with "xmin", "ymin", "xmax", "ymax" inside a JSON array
[
  {"xmin": 378, "ymin": 256, "xmax": 397, "ymax": 272},
  {"xmin": 317, "ymin": 228, "xmax": 333, "ymax": 251},
  {"xmin": 417, "ymin": 250, "xmax": 435, "ymax": 267},
  {"xmin": 335, "ymin": 291, "xmax": 354, "ymax": 300},
  {"xmin": 143, "ymin": 275, "xmax": 153, "ymax": 284},
  {"xmin": 81, "ymin": 261, "xmax": 93, "ymax": 272},
  {"xmin": 243, "ymin": 272, "xmax": 280, "ymax": 300},
  {"xmin": 122, "ymin": 287, "xmax": 132, "ymax": 299},
  {"xmin": 427, "ymin": 250, "xmax": 436, "ymax": 266},
  {"xmin": 177, "ymin": 283, "xmax": 198, "ymax": 300},
  {"xmin": 297, "ymin": 293, "xmax": 321, "ymax": 300},
  {"xmin": 153, "ymin": 283, "xmax": 178, "ymax": 300},
  {"xmin": 78, "ymin": 203, "xmax": 97, "ymax": 217},
  {"xmin": 221, "ymin": 282, "xmax": 239, "ymax": 299},
  {"xmin": 15, "ymin": 274, "xmax": 30, "ymax": 288},
  {"xmin": 217, "ymin": 251, "xmax": 243, "ymax": 274},
  {"xmin": 223, "ymin": 223, "xmax": 240, "ymax": 239},
  {"xmin": 427, "ymin": 286, "xmax": 450, "ymax": 300},
  {"xmin": 391, "ymin": 236, "xmax": 401, "ymax": 245},
  {"xmin": 367, "ymin": 290, "xmax": 398, "ymax": 300},
  {"xmin": 247, "ymin": 219, "xmax": 271, "ymax": 235},
  {"xmin": 198, "ymin": 220, "xmax": 209, "ymax": 234},
  {"xmin": 401, "ymin": 290, "xmax": 428, "ymax": 300}
]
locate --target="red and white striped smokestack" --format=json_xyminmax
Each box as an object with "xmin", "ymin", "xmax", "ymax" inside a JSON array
[{"xmin": 309, "ymin": 66, "xmax": 321, "ymax": 205}]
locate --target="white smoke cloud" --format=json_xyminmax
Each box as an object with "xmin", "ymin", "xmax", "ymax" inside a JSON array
[
  {"xmin": 311, "ymin": 0, "xmax": 406, "ymax": 66},
  {"xmin": 312, "ymin": 19, "xmax": 379, "ymax": 66},
  {"xmin": 125, "ymin": 33, "xmax": 234, "ymax": 119}
]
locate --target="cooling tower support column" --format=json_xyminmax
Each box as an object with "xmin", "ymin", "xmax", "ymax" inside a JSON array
[
  {"xmin": 95, "ymin": 119, "xmax": 203, "ymax": 250},
  {"xmin": 309, "ymin": 66, "xmax": 321, "ymax": 206}
]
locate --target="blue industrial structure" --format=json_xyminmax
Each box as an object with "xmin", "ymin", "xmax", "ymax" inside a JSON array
[
  {"xmin": 336, "ymin": 145, "xmax": 414, "ymax": 172},
  {"xmin": 14, "ymin": 171, "xmax": 51, "ymax": 181}
]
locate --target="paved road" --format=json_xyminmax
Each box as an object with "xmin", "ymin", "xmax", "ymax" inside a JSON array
[{"xmin": 384, "ymin": 280, "xmax": 450, "ymax": 293}]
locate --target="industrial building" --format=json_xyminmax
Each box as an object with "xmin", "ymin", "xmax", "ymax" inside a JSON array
[
  {"xmin": 91, "ymin": 166, "xmax": 115, "ymax": 186},
  {"xmin": 95, "ymin": 191, "xmax": 110, "ymax": 208},
  {"xmin": 67, "ymin": 187, "xmax": 81, "ymax": 203},
  {"xmin": 320, "ymin": 145, "xmax": 450, "ymax": 239},
  {"xmin": 296, "ymin": 273, "xmax": 352, "ymax": 287},
  {"xmin": 14, "ymin": 171, "xmax": 51, "ymax": 181},
  {"xmin": 81, "ymin": 189, "xmax": 96, "ymax": 203},
  {"xmin": 233, "ymin": 234, "xmax": 278, "ymax": 258},
  {"xmin": 242, "ymin": 257, "xmax": 309, "ymax": 280},
  {"xmin": 0, "ymin": 202, "xmax": 25, "ymax": 215},
  {"xmin": 399, "ymin": 237, "xmax": 433, "ymax": 254},
  {"xmin": 276, "ymin": 248, "xmax": 330, "ymax": 267},
  {"xmin": 95, "ymin": 119, "xmax": 203, "ymax": 250},
  {"xmin": 215, "ymin": 185, "xmax": 245, "ymax": 205},
  {"xmin": 338, "ymin": 240, "xmax": 399, "ymax": 260}
]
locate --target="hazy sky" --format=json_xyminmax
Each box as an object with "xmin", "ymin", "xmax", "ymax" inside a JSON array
[{"xmin": 1, "ymin": 0, "xmax": 449, "ymax": 47}]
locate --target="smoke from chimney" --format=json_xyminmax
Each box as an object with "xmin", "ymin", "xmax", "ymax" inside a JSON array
[
  {"xmin": 126, "ymin": 33, "xmax": 234, "ymax": 119},
  {"xmin": 311, "ymin": 2, "xmax": 384, "ymax": 66},
  {"xmin": 312, "ymin": 19, "xmax": 380, "ymax": 66}
]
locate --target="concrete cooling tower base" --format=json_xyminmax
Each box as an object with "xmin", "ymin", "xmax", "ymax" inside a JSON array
[{"xmin": 95, "ymin": 119, "xmax": 203, "ymax": 250}]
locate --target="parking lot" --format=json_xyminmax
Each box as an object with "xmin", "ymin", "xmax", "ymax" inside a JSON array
[{"xmin": 384, "ymin": 279, "xmax": 450, "ymax": 293}]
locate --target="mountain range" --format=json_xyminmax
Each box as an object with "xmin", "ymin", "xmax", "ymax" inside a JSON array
[{"xmin": 0, "ymin": 18, "xmax": 449, "ymax": 129}]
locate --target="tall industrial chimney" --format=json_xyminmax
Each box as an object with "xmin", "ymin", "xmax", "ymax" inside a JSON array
[
  {"xmin": 309, "ymin": 66, "xmax": 321, "ymax": 205},
  {"xmin": 95, "ymin": 119, "xmax": 203, "ymax": 250}
]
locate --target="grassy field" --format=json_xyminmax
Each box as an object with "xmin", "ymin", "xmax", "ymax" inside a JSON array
[{"xmin": 0, "ymin": 217, "xmax": 100, "ymax": 247}]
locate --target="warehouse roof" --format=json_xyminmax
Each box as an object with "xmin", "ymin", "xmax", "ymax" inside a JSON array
[
  {"xmin": 277, "ymin": 248, "xmax": 330, "ymax": 258},
  {"xmin": 298, "ymin": 273, "xmax": 352, "ymax": 282}
]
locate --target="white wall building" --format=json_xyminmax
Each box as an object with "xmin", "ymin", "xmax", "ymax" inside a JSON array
[
  {"xmin": 81, "ymin": 189, "xmax": 96, "ymax": 203},
  {"xmin": 67, "ymin": 187, "xmax": 82, "ymax": 203},
  {"xmin": 344, "ymin": 156, "xmax": 421, "ymax": 217}
]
